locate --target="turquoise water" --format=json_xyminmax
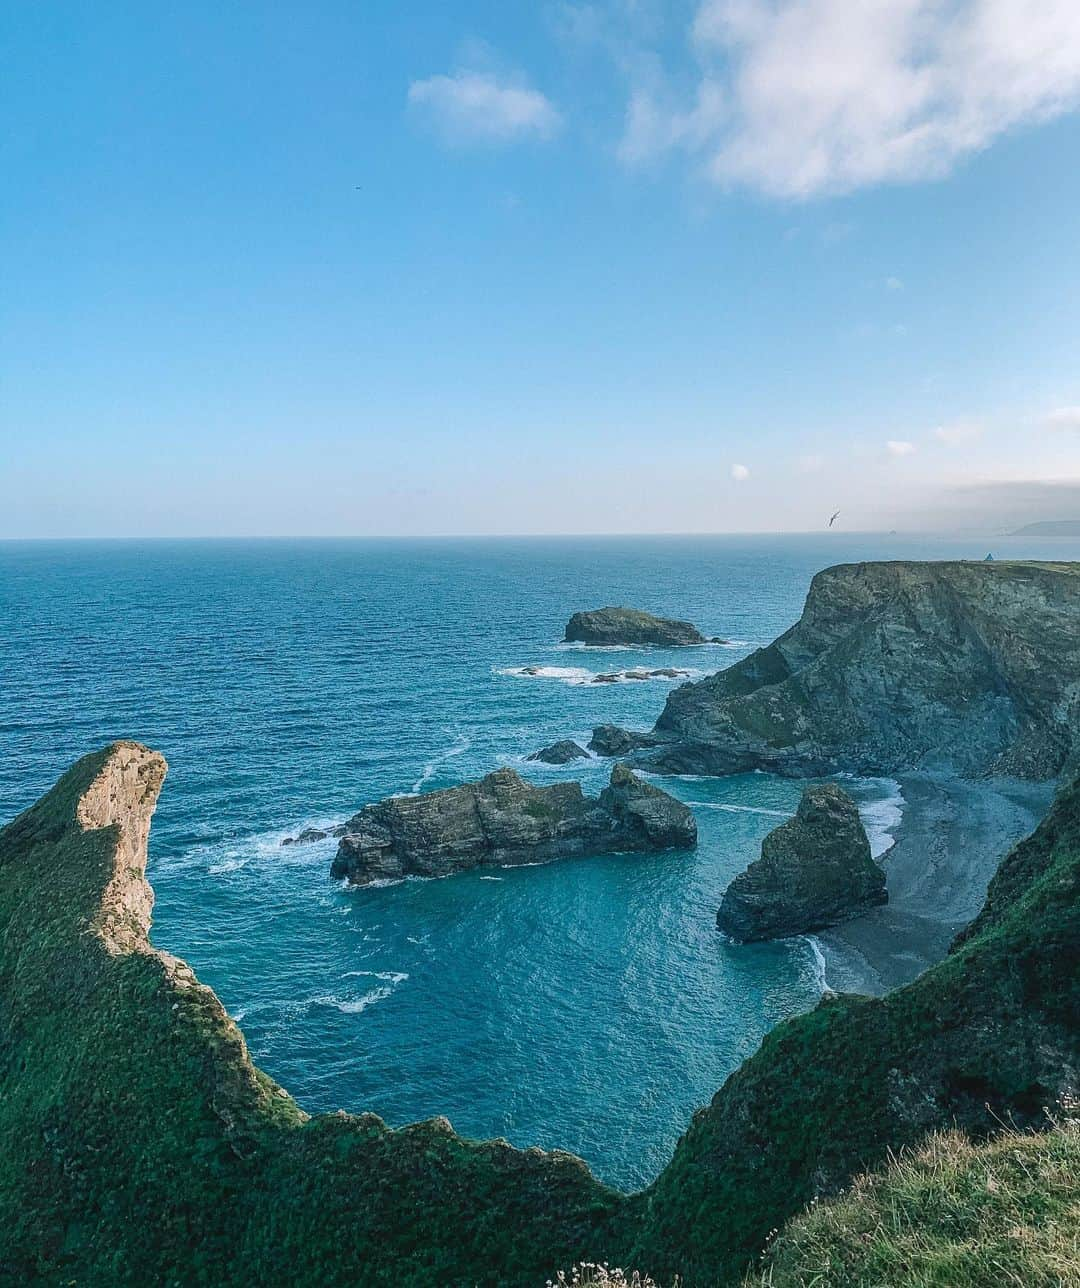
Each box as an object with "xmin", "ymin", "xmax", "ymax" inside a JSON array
[{"xmin": 2, "ymin": 534, "xmax": 1076, "ymax": 1188}]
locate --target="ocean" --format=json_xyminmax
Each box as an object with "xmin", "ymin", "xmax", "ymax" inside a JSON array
[{"xmin": 2, "ymin": 532, "xmax": 1075, "ymax": 1189}]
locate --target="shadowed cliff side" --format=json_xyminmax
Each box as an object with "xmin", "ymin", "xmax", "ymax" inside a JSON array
[
  {"xmin": 0, "ymin": 743, "xmax": 622, "ymax": 1287},
  {"xmin": 601, "ymin": 561, "xmax": 1080, "ymax": 780}
]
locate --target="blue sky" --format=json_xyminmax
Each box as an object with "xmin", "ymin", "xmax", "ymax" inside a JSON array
[{"xmin": 3, "ymin": 0, "xmax": 1080, "ymax": 536}]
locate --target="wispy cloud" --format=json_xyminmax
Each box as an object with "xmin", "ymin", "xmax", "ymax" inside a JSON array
[
  {"xmin": 887, "ymin": 439, "xmax": 916, "ymax": 458},
  {"xmin": 408, "ymin": 72, "xmax": 562, "ymax": 145},
  {"xmin": 1044, "ymin": 405, "xmax": 1080, "ymax": 431},
  {"xmin": 610, "ymin": 0, "xmax": 1080, "ymax": 197},
  {"xmin": 731, "ymin": 462, "xmax": 750, "ymax": 480},
  {"xmin": 935, "ymin": 421, "xmax": 983, "ymax": 446}
]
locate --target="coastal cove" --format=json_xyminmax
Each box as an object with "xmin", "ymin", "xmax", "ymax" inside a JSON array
[{"xmin": 1, "ymin": 533, "xmax": 1076, "ymax": 1191}]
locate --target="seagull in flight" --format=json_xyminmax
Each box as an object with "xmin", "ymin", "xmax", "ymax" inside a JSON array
[{"xmin": 828, "ymin": 510, "xmax": 840, "ymax": 528}]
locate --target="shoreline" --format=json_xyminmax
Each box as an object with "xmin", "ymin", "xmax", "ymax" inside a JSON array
[{"xmin": 816, "ymin": 772, "xmax": 1055, "ymax": 995}]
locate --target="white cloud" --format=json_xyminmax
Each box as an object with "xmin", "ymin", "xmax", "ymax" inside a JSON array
[
  {"xmin": 408, "ymin": 72, "xmax": 562, "ymax": 145},
  {"xmin": 887, "ymin": 439, "xmax": 916, "ymax": 458},
  {"xmin": 620, "ymin": 0, "xmax": 1080, "ymax": 197},
  {"xmin": 935, "ymin": 421, "xmax": 983, "ymax": 446},
  {"xmin": 618, "ymin": 80, "xmax": 726, "ymax": 164},
  {"xmin": 885, "ymin": 276, "xmax": 904, "ymax": 291},
  {"xmin": 731, "ymin": 462, "xmax": 750, "ymax": 480},
  {"xmin": 1044, "ymin": 406, "xmax": 1080, "ymax": 431}
]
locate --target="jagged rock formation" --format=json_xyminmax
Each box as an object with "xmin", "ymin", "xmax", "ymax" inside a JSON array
[
  {"xmin": 2, "ymin": 742, "xmax": 1077, "ymax": 1286},
  {"xmin": 717, "ymin": 784, "xmax": 886, "ymax": 941},
  {"xmin": 528, "ymin": 740, "xmax": 592, "ymax": 764},
  {"xmin": 0, "ymin": 742, "xmax": 622, "ymax": 1286},
  {"xmin": 593, "ymin": 561, "xmax": 1080, "ymax": 780},
  {"xmin": 564, "ymin": 607, "xmax": 710, "ymax": 647},
  {"xmin": 330, "ymin": 765, "xmax": 696, "ymax": 885}
]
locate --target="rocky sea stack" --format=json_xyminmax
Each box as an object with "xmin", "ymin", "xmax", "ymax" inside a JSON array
[
  {"xmin": 330, "ymin": 764, "xmax": 696, "ymax": 885},
  {"xmin": 594, "ymin": 561, "xmax": 1080, "ymax": 780},
  {"xmin": 564, "ymin": 606, "xmax": 711, "ymax": 647},
  {"xmin": 717, "ymin": 784, "xmax": 886, "ymax": 942},
  {"xmin": 528, "ymin": 739, "xmax": 591, "ymax": 764}
]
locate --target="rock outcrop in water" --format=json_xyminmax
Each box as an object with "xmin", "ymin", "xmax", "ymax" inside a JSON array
[
  {"xmin": 716, "ymin": 784, "xmax": 886, "ymax": 942},
  {"xmin": 2, "ymin": 741, "xmax": 1078, "ymax": 1285},
  {"xmin": 528, "ymin": 739, "xmax": 591, "ymax": 764},
  {"xmin": 564, "ymin": 606, "xmax": 710, "ymax": 647},
  {"xmin": 0, "ymin": 742, "xmax": 620, "ymax": 1285},
  {"xmin": 593, "ymin": 561, "xmax": 1080, "ymax": 780},
  {"xmin": 330, "ymin": 765, "xmax": 696, "ymax": 886}
]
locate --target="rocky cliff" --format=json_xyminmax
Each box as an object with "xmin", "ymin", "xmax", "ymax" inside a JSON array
[
  {"xmin": 564, "ymin": 607, "xmax": 709, "ymax": 647},
  {"xmin": 716, "ymin": 784, "xmax": 886, "ymax": 941},
  {"xmin": 596, "ymin": 561, "xmax": 1080, "ymax": 780},
  {"xmin": 0, "ymin": 743, "xmax": 622, "ymax": 1286},
  {"xmin": 330, "ymin": 765, "xmax": 696, "ymax": 885},
  {"xmin": 2, "ymin": 743, "xmax": 1077, "ymax": 1286}
]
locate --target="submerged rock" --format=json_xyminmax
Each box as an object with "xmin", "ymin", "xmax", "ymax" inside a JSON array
[
  {"xmin": 594, "ymin": 668, "xmax": 691, "ymax": 684},
  {"xmin": 717, "ymin": 784, "xmax": 886, "ymax": 942},
  {"xmin": 330, "ymin": 765, "xmax": 696, "ymax": 886},
  {"xmin": 281, "ymin": 825, "xmax": 346, "ymax": 847},
  {"xmin": 564, "ymin": 606, "xmax": 707, "ymax": 647},
  {"xmin": 527, "ymin": 740, "xmax": 591, "ymax": 765}
]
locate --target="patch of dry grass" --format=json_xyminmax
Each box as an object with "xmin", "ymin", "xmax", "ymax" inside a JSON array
[{"xmin": 753, "ymin": 1119, "xmax": 1080, "ymax": 1287}]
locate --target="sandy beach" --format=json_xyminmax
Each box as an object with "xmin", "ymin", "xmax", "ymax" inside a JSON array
[{"xmin": 817, "ymin": 773, "xmax": 1055, "ymax": 995}]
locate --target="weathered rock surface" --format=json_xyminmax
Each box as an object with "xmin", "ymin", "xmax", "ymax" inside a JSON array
[
  {"xmin": 527, "ymin": 740, "xmax": 591, "ymax": 765},
  {"xmin": 330, "ymin": 765, "xmax": 696, "ymax": 885},
  {"xmin": 717, "ymin": 784, "xmax": 886, "ymax": 942},
  {"xmin": 564, "ymin": 606, "xmax": 708, "ymax": 647},
  {"xmin": 595, "ymin": 561, "xmax": 1080, "ymax": 780},
  {"xmin": 587, "ymin": 724, "xmax": 664, "ymax": 757}
]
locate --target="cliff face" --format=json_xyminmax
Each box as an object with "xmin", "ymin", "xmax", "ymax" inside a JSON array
[
  {"xmin": 330, "ymin": 765, "xmax": 696, "ymax": 885},
  {"xmin": 0, "ymin": 743, "xmax": 621, "ymax": 1287},
  {"xmin": 2, "ymin": 741, "xmax": 1077, "ymax": 1286},
  {"xmin": 627, "ymin": 561, "xmax": 1080, "ymax": 779},
  {"xmin": 716, "ymin": 784, "xmax": 885, "ymax": 942}
]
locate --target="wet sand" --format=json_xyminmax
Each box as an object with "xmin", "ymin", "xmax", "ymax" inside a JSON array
[{"xmin": 817, "ymin": 773, "xmax": 1055, "ymax": 996}]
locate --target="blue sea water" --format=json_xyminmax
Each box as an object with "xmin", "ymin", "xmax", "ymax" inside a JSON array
[{"xmin": 2, "ymin": 533, "xmax": 1077, "ymax": 1189}]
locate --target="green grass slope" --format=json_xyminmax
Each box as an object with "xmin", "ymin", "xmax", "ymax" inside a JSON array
[{"xmin": 754, "ymin": 1121, "xmax": 1080, "ymax": 1287}]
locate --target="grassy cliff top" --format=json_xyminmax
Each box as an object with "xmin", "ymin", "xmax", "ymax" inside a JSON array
[{"xmin": 755, "ymin": 1121, "xmax": 1080, "ymax": 1287}]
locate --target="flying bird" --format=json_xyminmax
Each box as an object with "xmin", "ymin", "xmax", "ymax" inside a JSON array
[{"xmin": 828, "ymin": 510, "xmax": 840, "ymax": 528}]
